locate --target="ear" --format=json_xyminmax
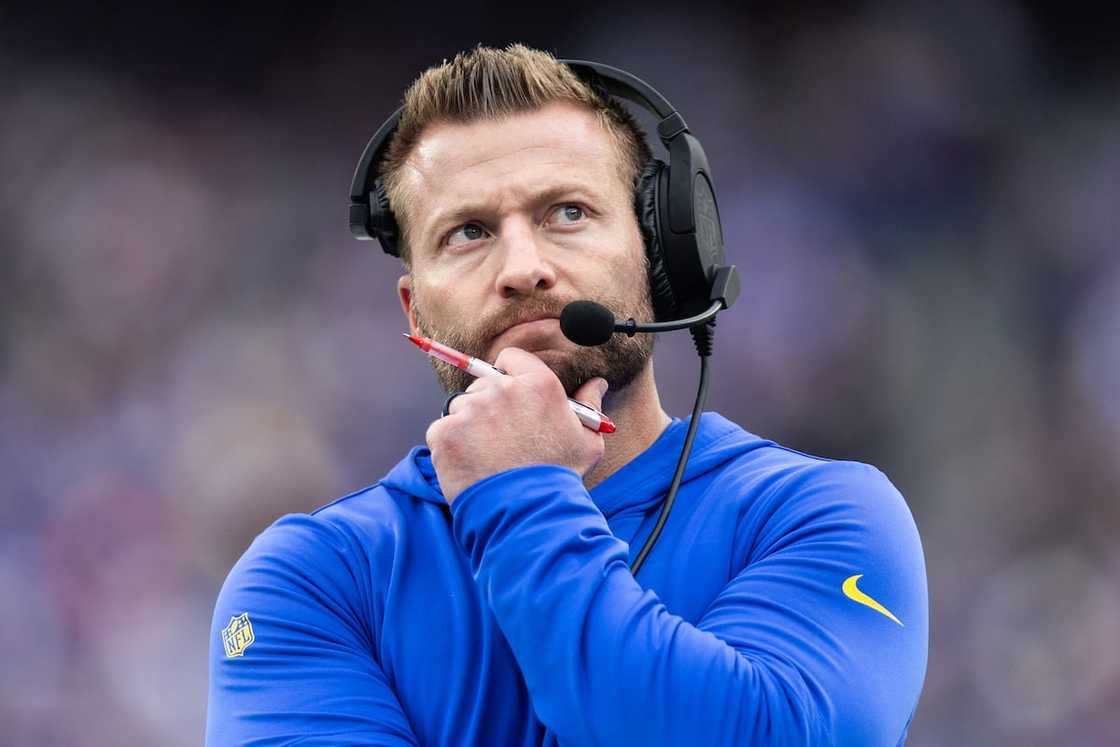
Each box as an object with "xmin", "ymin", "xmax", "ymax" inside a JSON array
[{"xmin": 397, "ymin": 274, "xmax": 420, "ymax": 336}]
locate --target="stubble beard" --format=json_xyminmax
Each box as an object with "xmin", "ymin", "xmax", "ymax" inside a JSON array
[{"xmin": 410, "ymin": 276, "xmax": 656, "ymax": 399}]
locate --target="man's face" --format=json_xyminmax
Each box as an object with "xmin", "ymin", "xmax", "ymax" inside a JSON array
[{"xmin": 396, "ymin": 101, "xmax": 654, "ymax": 396}]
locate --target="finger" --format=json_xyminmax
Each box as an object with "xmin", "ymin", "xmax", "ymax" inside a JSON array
[
  {"xmin": 493, "ymin": 346, "xmax": 553, "ymax": 377},
  {"xmin": 465, "ymin": 376, "xmax": 499, "ymax": 394},
  {"xmin": 425, "ymin": 416, "xmax": 445, "ymax": 448},
  {"xmin": 441, "ymin": 390, "xmax": 470, "ymax": 418},
  {"xmin": 571, "ymin": 377, "xmax": 609, "ymax": 412}
]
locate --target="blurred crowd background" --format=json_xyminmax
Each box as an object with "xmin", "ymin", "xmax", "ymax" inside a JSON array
[{"xmin": 2, "ymin": 1, "xmax": 1117, "ymax": 744}]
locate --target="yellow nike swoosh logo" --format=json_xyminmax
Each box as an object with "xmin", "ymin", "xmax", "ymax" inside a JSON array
[{"xmin": 842, "ymin": 574, "xmax": 903, "ymax": 626}]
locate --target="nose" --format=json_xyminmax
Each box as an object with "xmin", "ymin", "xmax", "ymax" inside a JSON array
[{"xmin": 492, "ymin": 225, "xmax": 557, "ymax": 299}]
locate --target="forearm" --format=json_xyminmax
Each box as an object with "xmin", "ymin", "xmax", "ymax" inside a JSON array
[{"xmin": 451, "ymin": 466, "xmax": 821, "ymax": 746}]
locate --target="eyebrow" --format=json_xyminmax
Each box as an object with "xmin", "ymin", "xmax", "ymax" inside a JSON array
[{"xmin": 421, "ymin": 181, "xmax": 610, "ymax": 245}]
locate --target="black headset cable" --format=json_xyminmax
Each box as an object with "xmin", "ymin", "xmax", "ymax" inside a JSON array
[{"xmin": 629, "ymin": 322, "xmax": 713, "ymax": 577}]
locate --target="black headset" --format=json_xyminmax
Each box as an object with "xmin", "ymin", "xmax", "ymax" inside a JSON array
[
  {"xmin": 348, "ymin": 59, "xmax": 731, "ymax": 324},
  {"xmin": 350, "ymin": 59, "xmax": 740, "ymax": 580}
]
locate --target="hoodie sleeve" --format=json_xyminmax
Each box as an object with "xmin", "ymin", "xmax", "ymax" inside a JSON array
[
  {"xmin": 206, "ymin": 514, "xmax": 419, "ymax": 746},
  {"xmin": 450, "ymin": 460, "xmax": 927, "ymax": 747}
]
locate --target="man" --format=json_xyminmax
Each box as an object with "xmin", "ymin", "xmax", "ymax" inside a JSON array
[{"xmin": 207, "ymin": 45, "xmax": 927, "ymax": 746}]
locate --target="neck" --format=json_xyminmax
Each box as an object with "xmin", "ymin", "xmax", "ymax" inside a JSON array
[{"xmin": 583, "ymin": 362, "xmax": 672, "ymax": 490}]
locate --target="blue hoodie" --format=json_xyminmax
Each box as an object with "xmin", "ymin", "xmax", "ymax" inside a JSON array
[{"xmin": 207, "ymin": 412, "xmax": 927, "ymax": 746}]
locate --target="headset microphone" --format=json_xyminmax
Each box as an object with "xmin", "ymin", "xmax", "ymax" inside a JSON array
[
  {"xmin": 561, "ymin": 267, "xmax": 741, "ymax": 347},
  {"xmin": 559, "ymin": 301, "xmax": 616, "ymax": 346}
]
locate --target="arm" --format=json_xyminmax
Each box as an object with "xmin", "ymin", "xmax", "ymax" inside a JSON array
[
  {"xmin": 206, "ymin": 514, "xmax": 419, "ymax": 747},
  {"xmin": 451, "ymin": 460, "xmax": 927, "ymax": 746}
]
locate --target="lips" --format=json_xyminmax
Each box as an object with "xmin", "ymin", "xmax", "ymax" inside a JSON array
[
  {"xmin": 502, "ymin": 316, "xmax": 558, "ymax": 333},
  {"xmin": 491, "ymin": 316, "xmax": 562, "ymax": 351}
]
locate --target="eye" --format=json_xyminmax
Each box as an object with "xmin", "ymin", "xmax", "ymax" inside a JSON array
[
  {"xmin": 550, "ymin": 204, "xmax": 586, "ymax": 225},
  {"xmin": 446, "ymin": 222, "xmax": 488, "ymax": 247}
]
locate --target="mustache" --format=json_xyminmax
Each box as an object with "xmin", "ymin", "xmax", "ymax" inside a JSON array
[{"xmin": 474, "ymin": 296, "xmax": 582, "ymax": 344}]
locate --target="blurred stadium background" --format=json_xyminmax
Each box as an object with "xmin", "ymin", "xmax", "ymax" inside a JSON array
[{"xmin": 2, "ymin": 1, "xmax": 1117, "ymax": 744}]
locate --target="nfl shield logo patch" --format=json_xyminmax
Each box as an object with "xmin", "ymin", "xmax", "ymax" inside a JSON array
[{"xmin": 221, "ymin": 613, "xmax": 255, "ymax": 658}]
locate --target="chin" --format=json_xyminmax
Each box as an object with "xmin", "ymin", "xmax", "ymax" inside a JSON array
[
  {"xmin": 527, "ymin": 347, "xmax": 566, "ymax": 361},
  {"xmin": 527, "ymin": 347, "xmax": 576, "ymax": 371},
  {"xmin": 531, "ymin": 349, "xmax": 594, "ymax": 397}
]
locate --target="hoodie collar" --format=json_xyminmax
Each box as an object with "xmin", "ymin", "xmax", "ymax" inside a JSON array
[
  {"xmin": 383, "ymin": 444, "xmax": 446, "ymax": 505},
  {"xmin": 589, "ymin": 412, "xmax": 756, "ymax": 517},
  {"xmin": 382, "ymin": 412, "xmax": 767, "ymax": 518}
]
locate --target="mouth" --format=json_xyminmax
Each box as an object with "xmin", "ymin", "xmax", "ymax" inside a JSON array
[{"xmin": 490, "ymin": 316, "xmax": 563, "ymax": 353}]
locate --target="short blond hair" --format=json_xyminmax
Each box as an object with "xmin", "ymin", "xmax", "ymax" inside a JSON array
[{"xmin": 382, "ymin": 44, "xmax": 652, "ymax": 265}]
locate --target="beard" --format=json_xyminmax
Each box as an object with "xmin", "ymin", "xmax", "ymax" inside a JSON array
[{"xmin": 410, "ymin": 275, "xmax": 656, "ymax": 399}]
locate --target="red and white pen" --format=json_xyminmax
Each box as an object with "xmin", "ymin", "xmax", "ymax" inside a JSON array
[{"xmin": 404, "ymin": 333, "xmax": 616, "ymax": 434}]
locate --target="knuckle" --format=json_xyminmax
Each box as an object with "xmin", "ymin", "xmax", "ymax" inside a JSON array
[
  {"xmin": 425, "ymin": 421, "xmax": 441, "ymax": 446},
  {"xmin": 534, "ymin": 372, "xmax": 565, "ymax": 400},
  {"xmin": 429, "ymin": 420, "xmax": 462, "ymax": 452},
  {"xmin": 453, "ymin": 395, "xmax": 474, "ymax": 415}
]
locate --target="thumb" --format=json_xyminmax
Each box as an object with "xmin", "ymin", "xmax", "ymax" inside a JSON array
[{"xmin": 572, "ymin": 376, "xmax": 609, "ymax": 412}]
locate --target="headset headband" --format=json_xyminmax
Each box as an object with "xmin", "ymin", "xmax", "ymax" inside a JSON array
[
  {"xmin": 348, "ymin": 60, "xmax": 692, "ymax": 241},
  {"xmin": 348, "ymin": 56, "xmax": 733, "ymax": 326}
]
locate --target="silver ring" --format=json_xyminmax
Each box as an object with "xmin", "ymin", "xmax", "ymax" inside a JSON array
[{"xmin": 441, "ymin": 390, "xmax": 469, "ymax": 417}]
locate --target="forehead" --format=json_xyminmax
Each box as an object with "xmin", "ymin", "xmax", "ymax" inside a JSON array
[{"xmin": 398, "ymin": 102, "xmax": 627, "ymax": 233}]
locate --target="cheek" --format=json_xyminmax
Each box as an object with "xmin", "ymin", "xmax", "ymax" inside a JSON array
[
  {"xmin": 602, "ymin": 224, "xmax": 648, "ymax": 286},
  {"xmin": 410, "ymin": 273, "xmax": 494, "ymax": 344},
  {"xmin": 576, "ymin": 210, "xmax": 644, "ymax": 271},
  {"xmin": 418, "ymin": 253, "xmax": 496, "ymax": 299},
  {"xmin": 411, "ymin": 270, "xmax": 463, "ymax": 313},
  {"xmin": 598, "ymin": 209, "xmax": 647, "ymax": 269}
]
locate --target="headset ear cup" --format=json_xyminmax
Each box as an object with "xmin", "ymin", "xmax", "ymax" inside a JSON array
[
  {"xmin": 635, "ymin": 159, "xmax": 678, "ymax": 322},
  {"xmin": 369, "ymin": 179, "xmax": 401, "ymax": 257}
]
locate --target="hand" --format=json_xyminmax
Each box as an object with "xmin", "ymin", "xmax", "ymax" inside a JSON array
[{"xmin": 426, "ymin": 347, "xmax": 608, "ymax": 503}]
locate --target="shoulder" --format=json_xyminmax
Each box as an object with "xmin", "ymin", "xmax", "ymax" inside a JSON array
[
  {"xmin": 754, "ymin": 446, "xmax": 907, "ymax": 514},
  {"xmin": 707, "ymin": 427, "xmax": 911, "ymax": 523},
  {"xmin": 232, "ymin": 482, "xmax": 406, "ymax": 580},
  {"xmin": 211, "ymin": 483, "xmax": 414, "ymax": 648},
  {"xmin": 705, "ymin": 431, "xmax": 921, "ymax": 565},
  {"xmin": 740, "ymin": 447, "xmax": 926, "ymax": 609},
  {"xmin": 308, "ymin": 480, "xmax": 418, "ymax": 552},
  {"xmin": 759, "ymin": 448, "xmax": 913, "ymax": 532}
]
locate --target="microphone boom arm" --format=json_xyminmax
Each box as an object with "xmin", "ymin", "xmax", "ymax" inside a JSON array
[
  {"xmin": 616, "ymin": 264, "xmax": 740, "ymax": 336},
  {"xmin": 616, "ymin": 299, "xmax": 722, "ymax": 336}
]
